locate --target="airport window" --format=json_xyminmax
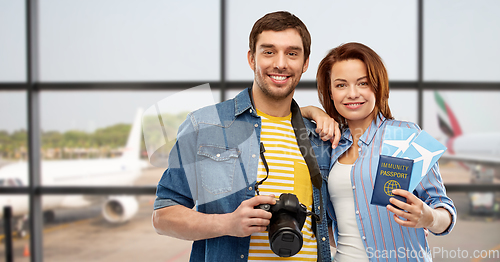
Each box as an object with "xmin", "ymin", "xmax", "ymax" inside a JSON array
[
  {"xmin": 423, "ymin": 90, "xmax": 500, "ymax": 137},
  {"xmin": 388, "ymin": 90, "xmax": 418, "ymax": 123},
  {"xmin": 0, "ymin": 0, "xmax": 26, "ymax": 82},
  {"xmin": 226, "ymin": 0, "xmax": 418, "ymax": 81},
  {"xmin": 424, "ymin": 0, "xmax": 500, "ymax": 81},
  {"xmin": 0, "ymin": 91, "xmax": 28, "ymax": 186},
  {"xmin": 0, "ymin": 1, "xmax": 499, "ymax": 261},
  {"xmin": 38, "ymin": 0, "xmax": 220, "ymax": 82},
  {"xmin": 38, "ymin": 89, "xmax": 220, "ymax": 186}
]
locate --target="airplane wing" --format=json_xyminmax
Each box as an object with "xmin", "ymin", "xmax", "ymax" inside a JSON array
[{"xmin": 440, "ymin": 153, "xmax": 500, "ymax": 166}]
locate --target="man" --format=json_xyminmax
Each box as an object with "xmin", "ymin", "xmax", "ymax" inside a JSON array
[{"xmin": 153, "ymin": 11, "xmax": 336, "ymax": 261}]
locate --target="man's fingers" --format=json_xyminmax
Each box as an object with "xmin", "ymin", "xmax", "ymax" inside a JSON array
[
  {"xmin": 247, "ymin": 226, "xmax": 268, "ymax": 234},
  {"xmin": 245, "ymin": 195, "xmax": 276, "ymax": 207},
  {"xmin": 322, "ymin": 122, "xmax": 335, "ymax": 141},
  {"xmin": 250, "ymin": 208, "xmax": 272, "ymax": 219},
  {"xmin": 248, "ymin": 217, "xmax": 271, "ymax": 227},
  {"xmin": 331, "ymin": 122, "xmax": 341, "ymax": 149}
]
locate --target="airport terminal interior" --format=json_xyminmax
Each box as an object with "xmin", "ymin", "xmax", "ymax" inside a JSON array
[{"xmin": 1, "ymin": 0, "xmax": 499, "ymax": 261}]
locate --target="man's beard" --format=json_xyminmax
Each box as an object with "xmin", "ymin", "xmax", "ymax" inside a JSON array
[{"xmin": 254, "ymin": 70, "xmax": 299, "ymax": 101}]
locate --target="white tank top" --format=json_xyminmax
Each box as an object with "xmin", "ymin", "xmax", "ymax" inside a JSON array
[{"xmin": 328, "ymin": 161, "xmax": 369, "ymax": 262}]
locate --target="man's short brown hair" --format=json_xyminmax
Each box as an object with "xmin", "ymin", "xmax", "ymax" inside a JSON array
[{"xmin": 249, "ymin": 11, "xmax": 311, "ymax": 62}]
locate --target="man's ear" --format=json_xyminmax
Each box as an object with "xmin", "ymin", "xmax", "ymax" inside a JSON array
[
  {"xmin": 247, "ymin": 50, "xmax": 255, "ymax": 71},
  {"xmin": 302, "ymin": 57, "xmax": 310, "ymax": 73}
]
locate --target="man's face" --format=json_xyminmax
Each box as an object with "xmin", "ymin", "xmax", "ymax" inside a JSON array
[{"xmin": 248, "ymin": 29, "xmax": 309, "ymax": 101}]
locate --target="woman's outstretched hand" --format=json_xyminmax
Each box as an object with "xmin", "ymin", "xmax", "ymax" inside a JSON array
[{"xmin": 387, "ymin": 189, "xmax": 452, "ymax": 234}]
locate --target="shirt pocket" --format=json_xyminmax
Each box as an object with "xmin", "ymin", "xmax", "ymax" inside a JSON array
[{"xmin": 197, "ymin": 145, "xmax": 239, "ymax": 195}]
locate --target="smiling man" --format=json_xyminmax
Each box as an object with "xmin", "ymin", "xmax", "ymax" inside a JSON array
[{"xmin": 152, "ymin": 11, "xmax": 335, "ymax": 262}]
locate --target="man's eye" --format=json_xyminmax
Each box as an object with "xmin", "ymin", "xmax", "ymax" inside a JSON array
[
  {"xmin": 288, "ymin": 52, "xmax": 297, "ymax": 56},
  {"xmin": 264, "ymin": 51, "xmax": 273, "ymax": 55}
]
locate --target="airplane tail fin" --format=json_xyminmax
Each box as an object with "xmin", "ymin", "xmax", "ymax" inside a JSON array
[
  {"xmin": 434, "ymin": 91, "xmax": 462, "ymax": 138},
  {"xmin": 121, "ymin": 108, "xmax": 144, "ymax": 161}
]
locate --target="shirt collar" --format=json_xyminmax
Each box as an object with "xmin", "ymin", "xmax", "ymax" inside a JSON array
[
  {"xmin": 234, "ymin": 88, "xmax": 254, "ymax": 117},
  {"xmin": 340, "ymin": 113, "xmax": 386, "ymax": 145},
  {"xmin": 232, "ymin": 87, "xmax": 317, "ymax": 135}
]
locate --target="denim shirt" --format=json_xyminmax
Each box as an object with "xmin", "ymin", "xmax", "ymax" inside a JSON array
[
  {"xmin": 154, "ymin": 88, "xmax": 333, "ymax": 262},
  {"xmin": 326, "ymin": 114, "xmax": 456, "ymax": 262}
]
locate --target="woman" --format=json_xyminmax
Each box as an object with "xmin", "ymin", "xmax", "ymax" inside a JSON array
[{"xmin": 303, "ymin": 42, "xmax": 456, "ymax": 261}]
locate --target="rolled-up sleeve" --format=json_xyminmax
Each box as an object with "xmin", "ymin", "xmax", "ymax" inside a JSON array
[
  {"xmin": 415, "ymin": 163, "xmax": 457, "ymax": 236},
  {"xmin": 154, "ymin": 115, "xmax": 198, "ymax": 210}
]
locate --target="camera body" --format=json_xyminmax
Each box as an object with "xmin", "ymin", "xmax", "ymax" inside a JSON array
[{"xmin": 255, "ymin": 193, "xmax": 308, "ymax": 257}]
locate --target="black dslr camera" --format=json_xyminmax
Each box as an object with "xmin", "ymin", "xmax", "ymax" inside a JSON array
[{"xmin": 255, "ymin": 193, "xmax": 308, "ymax": 257}]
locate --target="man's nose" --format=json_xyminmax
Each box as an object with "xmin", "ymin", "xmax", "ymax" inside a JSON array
[{"xmin": 273, "ymin": 53, "xmax": 287, "ymax": 70}]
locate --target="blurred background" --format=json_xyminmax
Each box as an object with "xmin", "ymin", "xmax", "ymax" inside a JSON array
[{"xmin": 0, "ymin": 0, "xmax": 499, "ymax": 261}]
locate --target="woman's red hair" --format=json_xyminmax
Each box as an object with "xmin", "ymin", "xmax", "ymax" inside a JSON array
[{"xmin": 317, "ymin": 42, "xmax": 393, "ymax": 127}]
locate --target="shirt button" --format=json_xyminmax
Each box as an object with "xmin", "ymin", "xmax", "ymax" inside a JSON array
[
  {"xmin": 322, "ymin": 237, "xmax": 326, "ymax": 241},
  {"xmin": 358, "ymin": 148, "xmax": 361, "ymax": 152},
  {"xmin": 216, "ymin": 153, "xmax": 221, "ymax": 158},
  {"xmin": 241, "ymin": 254, "xmax": 245, "ymax": 258},
  {"xmin": 362, "ymin": 236, "xmax": 366, "ymax": 240},
  {"xmin": 352, "ymin": 186, "xmax": 356, "ymax": 189},
  {"xmin": 254, "ymin": 124, "xmax": 258, "ymax": 128},
  {"xmin": 249, "ymin": 109, "xmax": 253, "ymax": 113},
  {"xmin": 356, "ymin": 210, "xmax": 359, "ymax": 215},
  {"xmin": 252, "ymin": 154, "xmax": 256, "ymax": 158},
  {"xmin": 248, "ymin": 187, "xmax": 252, "ymax": 191},
  {"xmin": 317, "ymin": 206, "xmax": 321, "ymax": 210}
]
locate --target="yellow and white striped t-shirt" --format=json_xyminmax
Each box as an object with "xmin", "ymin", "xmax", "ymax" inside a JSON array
[{"xmin": 248, "ymin": 110, "xmax": 317, "ymax": 261}]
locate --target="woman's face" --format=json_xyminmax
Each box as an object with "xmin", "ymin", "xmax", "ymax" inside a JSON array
[{"xmin": 330, "ymin": 59, "xmax": 376, "ymax": 128}]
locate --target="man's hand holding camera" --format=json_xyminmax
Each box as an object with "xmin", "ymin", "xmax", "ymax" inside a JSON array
[{"xmin": 225, "ymin": 194, "xmax": 276, "ymax": 237}]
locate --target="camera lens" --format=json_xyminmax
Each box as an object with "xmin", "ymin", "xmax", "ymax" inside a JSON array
[{"xmin": 268, "ymin": 212, "xmax": 303, "ymax": 257}]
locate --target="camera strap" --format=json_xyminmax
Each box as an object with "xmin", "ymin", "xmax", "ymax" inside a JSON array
[
  {"xmin": 290, "ymin": 99, "xmax": 324, "ymax": 224},
  {"xmin": 254, "ymin": 142, "xmax": 269, "ymax": 196}
]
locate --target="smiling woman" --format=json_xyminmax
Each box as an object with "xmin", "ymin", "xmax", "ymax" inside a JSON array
[
  {"xmin": 329, "ymin": 59, "xmax": 377, "ymax": 132},
  {"xmin": 303, "ymin": 42, "xmax": 457, "ymax": 262}
]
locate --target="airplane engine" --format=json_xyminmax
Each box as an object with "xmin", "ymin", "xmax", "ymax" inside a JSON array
[{"xmin": 102, "ymin": 196, "xmax": 139, "ymax": 223}]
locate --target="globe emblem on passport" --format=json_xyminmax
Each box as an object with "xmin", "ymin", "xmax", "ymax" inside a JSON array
[{"xmin": 384, "ymin": 180, "xmax": 401, "ymax": 196}]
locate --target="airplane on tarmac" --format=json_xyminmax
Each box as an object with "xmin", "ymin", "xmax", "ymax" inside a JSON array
[
  {"xmin": 0, "ymin": 108, "xmax": 147, "ymax": 236},
  {"xmin": 434, "ymin": 91, "xmax": 500, "ymax": 214},
  {"xmin": 434, "ymin": 91, "xmax": 500, "ymax": 175}
]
